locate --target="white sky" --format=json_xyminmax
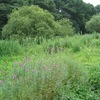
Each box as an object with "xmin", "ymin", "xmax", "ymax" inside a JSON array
[{"xmin": 83, "ymin": 0, "xmax": 100, "ymax": 6}]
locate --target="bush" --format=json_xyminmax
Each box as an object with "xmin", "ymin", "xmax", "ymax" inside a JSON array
[
  {"xmin": 85, "ymin": 14, "xmax": 100, "ymax": 33},
  {"xmin": 58, "ymin": 18, "xmax": 75, "ymax": 36},
  {"xmin": 53, "ymin": 18, "xmax": 75, "ymax": 37}
]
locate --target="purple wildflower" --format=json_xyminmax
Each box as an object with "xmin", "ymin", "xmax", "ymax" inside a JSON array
[{"xmin": 13, "ymin": 74, "xmax": 17, "ymax": 79}]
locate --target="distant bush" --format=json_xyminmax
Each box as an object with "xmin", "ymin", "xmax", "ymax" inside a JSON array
[
  {"xmin": 57, "ymin": 18, "xmax": 75, "ymax": 36},
  {"xmin": 85, "ymin": 14, "xmax": 100, "ymax": 33}
]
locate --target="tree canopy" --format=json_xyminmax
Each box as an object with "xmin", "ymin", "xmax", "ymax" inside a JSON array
[
  {"xmin": 0, "ymin": 0, "xmax": 99, "ymax": 39},
  {"xmin": 2, "ymin": 5, "xmax": 74, "ymax": 39}
]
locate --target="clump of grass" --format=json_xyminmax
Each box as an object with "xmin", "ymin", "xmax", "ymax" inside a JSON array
[
  {"xmin": 43, "ymin": 36, "xmax": 72, "ymax": 54},
  {"xmin": 80, "ymin": 34, "xmax": 93, "ymax": 46},
  {"xmin": 0, "ymin": 40, "xmax": 22, "ymax": 56},
  {"xmin": 90, "ymin": 39, "xmax": 100, "ymax": 47},
  {"xmin": 0, "ymin": 34, "xmax": 100, "ymax": 100},
  {"xmin": 88, "ymin": 66, "xmax": 100, "ymax": 93},
  {"xmin": 93, "ymin": 32, "xmax": 100, "ymax": 39},
  {"xmin": 44, "ymin": 40, "xmax": 64, "ymax": 54},
  {"xmin": 72, "ymin": 44, "xmax": 80, "ymax": 53}
]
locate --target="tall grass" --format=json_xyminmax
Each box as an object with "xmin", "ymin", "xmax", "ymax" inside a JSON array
[
  {"xmin": 0, "ymin": 33, "xmax": 100, "ymax": 99},
  {"xmin": 0, "ymin": 53, "xmax": 89, "ymax": 100},
  {"xmin": 0, "ymin": 40, "xmax": 22, "ymax": 56}
]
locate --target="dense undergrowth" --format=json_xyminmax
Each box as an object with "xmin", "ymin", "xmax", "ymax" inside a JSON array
[{"xmin": 0, "ymin": 33, "xmax": 100, "ymax": 100}]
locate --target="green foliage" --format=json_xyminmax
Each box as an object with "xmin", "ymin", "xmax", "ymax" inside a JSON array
[
  {"xmin": 0, "ymin": 34, "xmax": 100, "ymax": 99},
  {"xmin": 0, "ymin": 53, "xmax": 87, "ymax": 100},
  {"xmin": 85, "ymin": 14, "xmax": 100, "ymax": 33},
  {"xmin": 2, "ymin": 5, "xmax": 75, "ymax": 40},
  {"xmin": 0, "ymin": 0, "xmax": 27, "ymax": 38},
  {"xmin": 72, "ymin": 44, "xmax": 80, "ymax": 53},
  {"xmin": 53, "ymin": 0, "xmax": 96, "ymax": 33},
  {"xmin": 2, "ymin": 5, "xmax": 56, "ymax": 39},
  {"xmin": 89, "ymin": 66, "xmax": 100, "ymax": 93},
  {"xmin": 0, "ymin": 0, "xmax": 97, "ymax": 38},
  {"xmin": 58, "ymin": 18, "xmax": 75, "ymax": 36},
  {"xmin": 95, "ymin": 5, "xmax": 100, "ymax": 14},
  {"xmin": 0, "ymin": 40, "xmax": 22, "ymax": 56},
  {"xmin": 0, "ymin": 3, "xmax": 12, "ymax": 36},
  {"xmin": 34, "ymin": 0, "xmax": 56, "ymax": 12}
]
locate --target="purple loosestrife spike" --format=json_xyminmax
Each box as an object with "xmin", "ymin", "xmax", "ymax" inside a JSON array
[{"xmin": 13, "ymin": 74, "xmax": 17, "ymax": 79}]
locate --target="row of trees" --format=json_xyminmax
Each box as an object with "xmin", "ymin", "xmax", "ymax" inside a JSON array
[{"xmin": 0, "ymin": 0, "xmax": 100, "ymax": 39}]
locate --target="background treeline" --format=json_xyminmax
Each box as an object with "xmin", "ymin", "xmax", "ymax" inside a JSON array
[{"xmin": 0, "ymin": 0, "xmax": 100, "ymax": 39}]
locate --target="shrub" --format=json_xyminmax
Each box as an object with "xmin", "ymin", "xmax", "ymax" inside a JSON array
[
  {"xmin": 58, "ymin": 18, "xmax": 75, "ymax": 36},
  {"xmin": 85, "ymin": 14, "xmax": 100, "ymax": 33}
]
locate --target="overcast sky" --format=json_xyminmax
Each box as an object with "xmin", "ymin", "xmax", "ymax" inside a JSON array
[{"xmin": 83, "ymin": 0, "xmax": 100, "ymax": 6}]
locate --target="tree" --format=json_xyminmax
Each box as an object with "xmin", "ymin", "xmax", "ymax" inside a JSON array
[
  {"xmin": 57, "ymin": 18, "xmax": 75, "ymax": 36},
  {"xmin": 0, "ymin": 0, "xmax": 97, "ymax": 37},
  {"xmin": 85, "ymin": 14, "xmax": 100, "ymax": 33},
  {"xmin": 2, "ymin": 5, "xmax": 75, "ymax": 40},
  {"xmin": 95, "ymin": 5, "xmax": 100, "ymax": 14},
  {"xmin": 2, "ymin": 5, "xmax": 56, "ymax": 39},
  {"xmin": 0, "ymin": 0, "xmax": 29, "ymax": 38},
  {"xmin": 36, "ymin": 0, "xmax": 96, "ymax": 33},
  {"xmin": 59, "ymin": 0, "xmax": 96, "ymax": 33}
]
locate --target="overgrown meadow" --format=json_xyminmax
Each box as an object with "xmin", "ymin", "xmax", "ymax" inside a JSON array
[{"xmin": 0, "ymin": 33, "xmax": 100, "ymax": 100}]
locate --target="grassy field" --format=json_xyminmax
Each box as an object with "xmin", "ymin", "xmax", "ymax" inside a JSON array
[{"xmin": 0, "ymin": 33, "xmax": 100, "ymax": 100}]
